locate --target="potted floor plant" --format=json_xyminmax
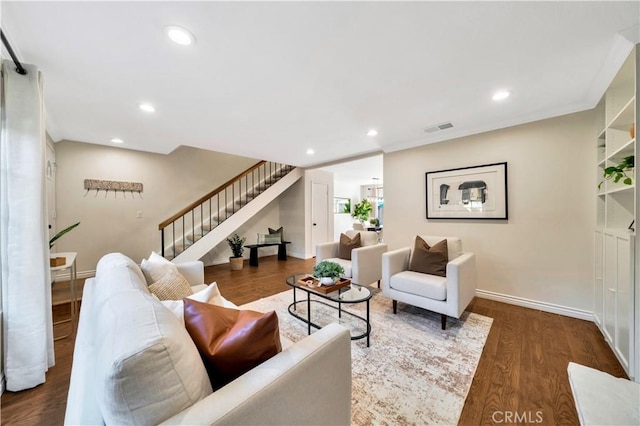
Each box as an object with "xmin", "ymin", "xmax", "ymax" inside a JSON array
[
  {"xmin": 352, "ymin": 199, "xmax": 372, "ymax": 226},
  {"xmin": 226, "ymin": 233, "xmax": 246, "ymax": 271},
  {"xmin": 313, "ymin": 260, "xmax": 345, "ymax": 285}
]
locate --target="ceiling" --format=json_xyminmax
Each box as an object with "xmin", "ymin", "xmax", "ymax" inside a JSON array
[
  {"xmin": 318, "ymin": 154, "xmax": 383, "ymax": 186},
  {"xmin": 3, "ymin": 2, "xmax": 639, "ymax": 168}
]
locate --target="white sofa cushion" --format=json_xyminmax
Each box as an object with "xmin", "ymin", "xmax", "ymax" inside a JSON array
[
  {"xmin": 390, "ymin": 270, "xmax": 447, "ymax": 301},
  {"xmin": 324, "ymin": 257, "xmax": 353, "ymax": 278},
  {"xmin": 568, "ymin": 362, "xmax": 639, "ymax": 425},
  {"xmin": 95, "ymin": 253, "xmax": 150, "ymax": 301},
  {"xmin": 94, "ymin": 289, "xmax": 212, "ymax": 425}
]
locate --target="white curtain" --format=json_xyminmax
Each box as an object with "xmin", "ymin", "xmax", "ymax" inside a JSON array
[{"xmin": 0, "ymin": 60, "xmax": 54, "ymax": 391}]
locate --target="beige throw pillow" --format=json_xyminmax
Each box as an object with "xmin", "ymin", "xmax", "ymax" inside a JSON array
[
  {"xmin": 409, "ymin": 236, "xmax": 448, "ymax": 277},
  {"xmin": 149, "ymin": 267, "xmax": 193, "ymax": 301},
  {"xmin": 339, "ymin": 233, "xmax": 361, "ymax": 260}
]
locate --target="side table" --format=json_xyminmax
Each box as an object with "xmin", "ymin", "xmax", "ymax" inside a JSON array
[{"xmin": 51, "ymin": 252, "xmax": 78, "ymax": 340}]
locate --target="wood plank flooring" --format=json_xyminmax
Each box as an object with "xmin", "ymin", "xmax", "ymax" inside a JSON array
[{"xmin": 1, "ymin": 255, "xmax": 626, "ymax": 425}]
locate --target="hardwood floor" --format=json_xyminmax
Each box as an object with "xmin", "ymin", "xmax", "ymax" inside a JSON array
[{"xmin": 1, "ymin": 256, "xmax": 626, "ymax": 425}]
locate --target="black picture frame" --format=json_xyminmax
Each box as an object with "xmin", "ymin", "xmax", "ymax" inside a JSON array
[{"xmin": 425, "ymin": 162, "xmax": 508, "ymax": 220}]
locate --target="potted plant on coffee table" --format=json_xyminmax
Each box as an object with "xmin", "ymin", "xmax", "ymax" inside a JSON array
[
  {"xmin": 313, "ymin": 260, "xmax": 345, "ymax": 286},
  {"xmin": 226, "ymin": 233, "xmax": 246, "ymax": 271}
]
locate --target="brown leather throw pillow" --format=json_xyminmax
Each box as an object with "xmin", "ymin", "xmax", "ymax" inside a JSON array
[
  {"xmin": 339, "ymin": 233, "xmax": 361, "ymax": 260},
  {"xmin": 409, "ymin": 236, "xmax": 449, "ymax": 277},
  {"xmin": 183, "ymin": 299, "xmax": 282, "ymax": 390}
]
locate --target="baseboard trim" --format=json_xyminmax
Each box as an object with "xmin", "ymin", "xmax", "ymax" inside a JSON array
[
  {"xmin": 0, "ymin": 372, "xmax": 5, "ymax": 396},
  {"xmin": 53, "ymin": 269, "xmax": 95, "ymax": 282},
  {"xmin": 476, "ymin": 289, "xmax": 594, "ymax": 322},
  {"xmin": 287, "ymin": 251, "xmax": 311, "ymax": 260}
]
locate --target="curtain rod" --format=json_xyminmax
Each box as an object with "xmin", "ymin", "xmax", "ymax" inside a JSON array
[{"xmin": 0, "ymin": 30, "xmax": 27, "ymax": 75}]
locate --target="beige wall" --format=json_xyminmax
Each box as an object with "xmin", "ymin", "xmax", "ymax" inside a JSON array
[
  {"xmin": 384, "ymin": 110, "xmax": 596, "ymax": 312},
  {"xmin": 54, "ymin": 141, "xmax": 260, "ymax": 273}
]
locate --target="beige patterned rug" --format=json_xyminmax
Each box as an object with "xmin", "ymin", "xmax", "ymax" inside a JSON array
[{"xmin": 242, "ymin": 288, "xmax": 493, "ymax": 425}]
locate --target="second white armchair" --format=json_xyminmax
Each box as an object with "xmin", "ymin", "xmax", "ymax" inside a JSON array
[
  {"xmin": 316, "ymin": 230, "xmax": 388, "ymax": 287},
  {"xmin": 381, "ymin": 235, "xmax": 476, "ymax": 329}
]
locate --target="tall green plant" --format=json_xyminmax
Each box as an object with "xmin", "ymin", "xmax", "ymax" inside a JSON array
[
  {"xmin": 49, "ymin": 222, "xmax": 80, "ymax": 249},
  {"xmin": 352, "ymin": 199, "xmax": 372, "ymax": 224}
]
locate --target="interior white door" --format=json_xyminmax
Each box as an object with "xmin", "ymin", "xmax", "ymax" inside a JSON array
[{"xmin": 311, "ymin": 182, "xmax": 329, "ymax": 254}]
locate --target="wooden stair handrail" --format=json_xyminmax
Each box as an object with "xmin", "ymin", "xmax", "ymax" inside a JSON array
[{"xmin": 159, "ymin": 160, "xmax": 267, "ymax": 230}]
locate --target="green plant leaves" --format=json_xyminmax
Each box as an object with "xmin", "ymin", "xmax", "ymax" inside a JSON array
[
  {"xmin": 599, "ymin": 155, "xmax": 634, "ymax": 189},
  {"xmin": 226, "ymin": 233, "xmax": 246, "ymax": 257},
  {"xmin": 313, "ymin": 260, "xmax": 345, "ymax": 279},
  {"xmin": 49, "ymin": 222, "xmax": 80, "ymax": 249}
]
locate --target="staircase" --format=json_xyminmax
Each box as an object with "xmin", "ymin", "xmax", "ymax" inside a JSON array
[{"xmin": 159, "ymin": 160, "xmax": 302, "ymax": 262}]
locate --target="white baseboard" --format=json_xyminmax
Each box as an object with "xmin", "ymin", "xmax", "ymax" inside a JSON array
[
  {"xmin": 476, "ymin": 289, "xmax": 594, "ymax": 322},
  {"xmin": 53, "ymin": 269, "xmax": 95, "ymax": 282},
  {"xmin": 287, "ymin": 251, "xmax": 311, "ymax": 260}
]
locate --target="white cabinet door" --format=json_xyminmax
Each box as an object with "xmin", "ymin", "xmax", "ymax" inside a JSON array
[
  {"xmin": 594, "ymin": 230, "xmax": 604, "ymax": 326},
  {"xmin": 603, "ymin": 230, "xmax": 634, "ymax": 373},
  {"xmin": 603, "ymin": 232, "xmax": 617, "ymax": 342}
]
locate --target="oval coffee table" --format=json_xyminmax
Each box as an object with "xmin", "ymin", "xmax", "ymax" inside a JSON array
[{"xmin": 286, "ymin": 273, "xmax": 372, "ymax": 347}]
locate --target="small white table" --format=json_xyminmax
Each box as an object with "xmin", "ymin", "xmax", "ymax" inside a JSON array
[{"xmin": 51, "ymin": 252, "xmax": 78, "ymax": 340}]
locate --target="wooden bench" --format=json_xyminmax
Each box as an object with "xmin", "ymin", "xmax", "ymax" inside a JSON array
[{"xmin": 244, "ymin": 241, "xmax": 291, "ymax": 266}]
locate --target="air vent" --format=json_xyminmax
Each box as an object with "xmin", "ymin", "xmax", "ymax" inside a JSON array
[{"xmin": 424, "ymin": 122, "xmax": 454, "ymax": 133}]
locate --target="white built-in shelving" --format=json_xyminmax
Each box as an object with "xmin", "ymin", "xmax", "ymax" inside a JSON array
[{"xmin": 594, "ymin": 45, "xmax": 637, "ymax": 382}]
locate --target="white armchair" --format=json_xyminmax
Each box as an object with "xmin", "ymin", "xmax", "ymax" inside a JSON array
[
  {"xmin": 381, "ymin": 235, "xmax": 476, "ymax": 329},
  {"xmin": 316, "ymin": 230, "xmax": 388, "ymax": 287}
]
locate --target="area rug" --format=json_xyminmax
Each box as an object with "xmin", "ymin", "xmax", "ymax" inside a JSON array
[{"xmin": 241, "ymin": 289, "xmax": 493, "ymax": 425}]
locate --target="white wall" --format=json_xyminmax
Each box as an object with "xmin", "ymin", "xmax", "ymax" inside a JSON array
[
  {"xmin": 279, "ymin": 179, "xmax": 307, "ymax": 259},
  {"xmin": 384, "ymin": 110, "xmax": 596, "ymax": 313},
  {"xmin": 54, "ymin": 141, "xmax": 259, "ymax": 273}
]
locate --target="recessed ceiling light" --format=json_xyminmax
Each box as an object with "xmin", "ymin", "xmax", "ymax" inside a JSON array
[
  {"xmin": 492, "ymin": 90, "xmax": 510, "ymax": 101},
  {"xmin": 165, "ymin": 26, "xmax": 195, "ymax": 46},
  {"xmin": 139, "ymin": 103, "xmax": 155, "ymax": 113},
  {"xmin": 306, "ymin": 148, "xmax": 315, "ymax": 155},
  {"xmin": 110, "ymin": 138, "xmax": 124, "ymax": 144},
  {"xmin": 367, "ymin": 129, "xmax": 378, "ymax": 137}
]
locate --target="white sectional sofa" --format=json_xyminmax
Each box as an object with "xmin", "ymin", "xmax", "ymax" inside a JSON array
[{"xmin": 65, "ymin": 253, "xmax": 352, "ymax": 425}]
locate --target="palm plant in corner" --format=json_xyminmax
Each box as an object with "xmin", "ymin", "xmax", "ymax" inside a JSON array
[
  {"xmin": 226, "ymin": 233, "xmax": 246, "ymax": 271},
  {"xmin": 599, "ymin": 155, "xmax": 634, "ymax": 190}
]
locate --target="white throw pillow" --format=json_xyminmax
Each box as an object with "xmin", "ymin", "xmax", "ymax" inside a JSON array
[
  {"xmin": 160, "ymin": 282, "xmax": 225, "ymax": 325},
  {"xmin": 95, "ymin": 290, "xmax": 212, "ymax": 424},
  {"xmin": 140, "ymin": 251, "xmax": 173, "ymax": 284}
]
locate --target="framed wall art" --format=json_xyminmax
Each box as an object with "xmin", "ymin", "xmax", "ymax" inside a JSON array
[{"xmin": 425, "ymin": 162, "xmax": 508, "ymax": 219}]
